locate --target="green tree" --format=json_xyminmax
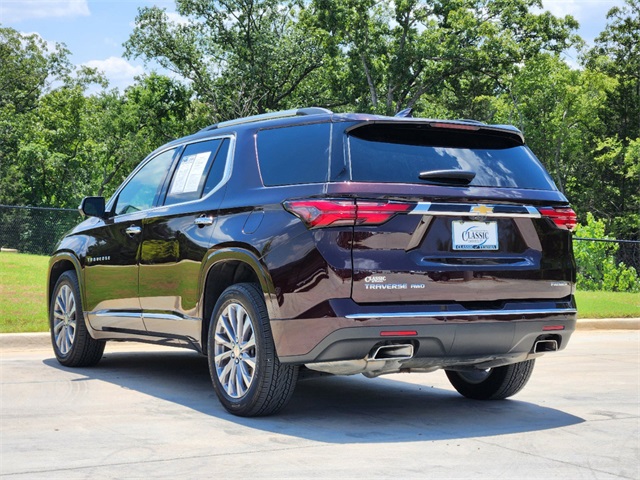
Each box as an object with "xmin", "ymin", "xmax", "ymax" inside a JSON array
[
  {"xmin": 124, "ymin": 0, "xmax": 580, "ymax": 117},
  {"xmin": 0, "ymin": 27, "xmax": 71, "ymax": 114},
  {"xmin": 84, "ymin": 73, "xmax": 207, "ymax": 199},
  {"xmin": 585, "ymin": 0, "xmax": 639, "ymax": 141},
  {"xmin": 0, "ymin": 27, "xmax": 202, "ymax": 208},
  {"xmin": 15, "ymin": 85, "xmax": 93, "ymax": 206},
  {"xmin": 124, "ymin": 0, "xmax": 327, "ymax": 119},
  {"xmin": 583, "ymin": 0, "xmax": 640, "ymax": 242},
  {"xmin": 0, "ymin": 27, "xmax": 72, "ymax": 205},
  {"xmin": 308, "ymin": 0, "xmax": 580, "ymax": 115}
]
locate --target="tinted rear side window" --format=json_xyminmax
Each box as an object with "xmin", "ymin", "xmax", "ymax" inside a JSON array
[
  {"xmin": 257, "ymin": 123, "xmax": 331, "ymax": 186},
  {"xmin": 164, "ymin": 138, "xmax": 228, "ymax": 206},
  {"xmin": 202, "ymin": 138, "xmax": 230, "ymax": 196},
  {"xmin": 348, "ymin": 123, "xmax": 557, "ymax": 190}
]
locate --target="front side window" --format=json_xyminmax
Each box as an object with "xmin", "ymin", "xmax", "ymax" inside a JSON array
[{"xmin": 114, "ymin": 149, "xmax": 177, "ymax": 215}]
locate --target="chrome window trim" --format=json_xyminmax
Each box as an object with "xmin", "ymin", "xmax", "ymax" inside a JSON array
[
  {"xmin": 345, "ymin": 308, "xmax": 577, "ymax": 320},
  {"xmin": 106, "ymin": 134, "xmax": 236, "ymax": 215},
  {"xmin": 163, "ymin": 135, "xmax": 236, "ymax": 206},
  {"xmin": 106, "ymin": 145, "xmax": 181, "ymax": 215}
]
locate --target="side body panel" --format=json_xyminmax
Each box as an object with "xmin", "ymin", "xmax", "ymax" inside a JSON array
[
  {"xmin": 138, "ymin": 200, "xmax": 222, "ymax": 340},
  {"xmin": 70, "ymin": 213, "xmax": 145, "ymax": 332}
]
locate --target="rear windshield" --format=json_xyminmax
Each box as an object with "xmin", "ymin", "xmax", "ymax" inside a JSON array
[{"xmin": 348, "ymin": 123, "xmax": 557, "ymax": 190}]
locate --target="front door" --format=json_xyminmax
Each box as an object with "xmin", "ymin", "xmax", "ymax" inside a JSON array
[{"xmin": 84, "ymin": 147, "xmax": 179, "ymax": 332}]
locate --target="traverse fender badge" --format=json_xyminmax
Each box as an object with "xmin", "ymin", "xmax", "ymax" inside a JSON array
[{"xmin": 86, "ymin": 256, "xmax": 111, "ymax": 264}]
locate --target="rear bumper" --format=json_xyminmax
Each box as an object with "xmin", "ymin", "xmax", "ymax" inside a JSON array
[{"xmin": 271, "ymin": 298, "xmax": 576, "ymax": 366}]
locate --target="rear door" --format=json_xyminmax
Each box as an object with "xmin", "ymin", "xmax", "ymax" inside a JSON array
[
  {"xmin": 343, "ymin": 121, "xmax": 576, "ymax": 305},
  {"xmin": 138, "ymin": 137, "xmax": 232, "ymax": 338}
]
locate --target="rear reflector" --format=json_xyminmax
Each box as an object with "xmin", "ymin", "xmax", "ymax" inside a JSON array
[
  {"xmin": 380, "ymin": 330, "xmax": 418, "ymax": 337},
  {"xmin": 542, "ymin": 325, "xmax": 565, "ymax": 331},
  {"xmin": 537, "ymin": 207, "xmax": 577, "ymax": 231},
  {"xmin": 284, "ymin": 199, "xmax": 412, "ymax": 228}
]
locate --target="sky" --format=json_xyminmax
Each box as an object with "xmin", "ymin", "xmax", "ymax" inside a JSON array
[{"xmin": 0, "ymin": 0, "xmax": 629, "ymax": 92}]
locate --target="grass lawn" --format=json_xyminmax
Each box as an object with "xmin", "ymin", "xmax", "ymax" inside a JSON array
[
  {"xmin": 0, "ymin": 252, "xmax": 638, "ymax": 333},
  {"xmin": 574, "ymin": 290, "xmax": 640, "ymax": 319},
  {"xmin": 0, "ymin": 252, "xmax": 49, "ymax": 333}
]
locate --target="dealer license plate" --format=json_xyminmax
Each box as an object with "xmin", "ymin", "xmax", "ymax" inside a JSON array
[{"xmin": 452, "ymin": 221, "xmax": 499, "ymax": 250}]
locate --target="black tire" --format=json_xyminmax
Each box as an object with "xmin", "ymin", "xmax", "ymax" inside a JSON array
[
  {"xmin": 445, "ymin": 359, "xmax": 535, "ymax": 400},
  {"xmin": 49, "ymin": 271, "xmax": 105, "ymax": 367},
  {"xmin": 207, "ymin": 283, "xmax": 298, "ymax": 417}
]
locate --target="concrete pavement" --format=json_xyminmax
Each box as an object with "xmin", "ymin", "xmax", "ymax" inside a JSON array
[{"xmin": 1, "ymin": 330, "xmax": 638, "ymax": 479}]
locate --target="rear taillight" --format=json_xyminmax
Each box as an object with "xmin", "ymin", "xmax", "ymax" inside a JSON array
[
  {"xmin": 537, "ymin": 207, "xmax": 577, "ymax": 231},
  {"xmin": 283, "ymin": 200, "xmax": 356, "ymax": 228},
  {"xmin": 283, "ymin": 199, "xmax": 413, "ymax": 228},
  {"xmin": 356, "ymin": 201, "xmax": 413, "ymax": 224}
]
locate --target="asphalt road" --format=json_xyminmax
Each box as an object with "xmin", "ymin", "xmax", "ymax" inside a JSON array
[{"xmin": 1, "ymin": 330, "xmax": 638, "ymax": 480}]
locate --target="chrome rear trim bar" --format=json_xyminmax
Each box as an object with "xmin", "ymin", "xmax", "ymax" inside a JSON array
[
  {"xmin": 345, "ymin": 308, "xmax": 577, "ymax": 320},
  {"xmin": 409, "ymin": 203, "xmax": 541, "ymax": 218}
]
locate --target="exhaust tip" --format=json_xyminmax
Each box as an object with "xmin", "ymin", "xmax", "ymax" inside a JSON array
[
  {"xmin": 534, "ymin": 339, "xmax": 558, "ymax": 353},
  {"xmin": 369, "ymin": 344, "xmax": 414, "ymax": 360}
]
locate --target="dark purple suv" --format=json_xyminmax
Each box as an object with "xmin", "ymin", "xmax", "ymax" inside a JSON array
[{"xmin": 48, "ymin": 108, "xmax": 577, "ymax": 416}]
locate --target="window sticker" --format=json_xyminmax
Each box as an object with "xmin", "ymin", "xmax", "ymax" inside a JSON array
[
  {"xmin": 169, "ymin": 151, "xmax": 211, "ymax": 194},
  {"xmin": 183, "ymin": 152, "xmax": 211, "ymax": 192},
  {"xmin": 170, "ymin": 155, "xmax": 194, "ymax": 194}
]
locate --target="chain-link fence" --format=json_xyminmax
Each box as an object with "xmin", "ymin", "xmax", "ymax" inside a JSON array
[
  {"xmin": 0, "ymin": 205, "xmax": 82, "ymax": 256},
  {"xmin": 574, "ymin": 237, "xmax": 640, "ymax": 274},
  {"xmin": 1, "ymin": 204, "xmax": 639, "ymax": 275}
]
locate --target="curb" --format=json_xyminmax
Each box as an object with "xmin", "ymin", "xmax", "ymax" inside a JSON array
[
  {"xmin": 1, "ymin": 332, "xmax": 51, "ymax": 350},
  {"xmin": 1, "ymin": 319, "xmax": 638, "ymax": 350},
  {"xmin": 576, "ymin": 318, "xmax": 640, "ymax": 331}
]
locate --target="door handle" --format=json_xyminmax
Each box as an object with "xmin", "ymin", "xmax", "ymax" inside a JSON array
[
  {"xmin": 125, "ymin": 225, "xmax": 142, "ymax": 236},
  {"xmin": 194, "ymin": 216, "xmax": 214, "ymax": 227}
]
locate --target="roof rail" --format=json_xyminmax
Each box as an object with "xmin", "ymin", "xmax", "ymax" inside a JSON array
[{"xmin": 199, "ymin": 107, "xmax": 333, "ymax": 132}]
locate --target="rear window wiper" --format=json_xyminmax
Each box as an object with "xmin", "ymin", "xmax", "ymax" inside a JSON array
[{"xmin": 418, "ymin": 169, "xmax": 476, "ymax": 186}]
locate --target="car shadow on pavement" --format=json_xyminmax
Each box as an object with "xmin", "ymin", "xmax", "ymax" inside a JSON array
[{"xmin": 43, "ymin": 349, "xmax": 584, "ymax": 444}]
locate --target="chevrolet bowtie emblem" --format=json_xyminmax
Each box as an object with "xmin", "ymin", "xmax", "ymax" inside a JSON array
[{"xmin": 470, "ymin": 205, "xmax": 494, "ymax": 215}]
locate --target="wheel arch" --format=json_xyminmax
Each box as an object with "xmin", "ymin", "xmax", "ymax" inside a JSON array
[
  {"xmin": 48, "ymin": 253, "xmax": 83, "ymax": 313},
  {"xmin": 200, "ymin": 247, "xmax": 277, "ymax": 353}
]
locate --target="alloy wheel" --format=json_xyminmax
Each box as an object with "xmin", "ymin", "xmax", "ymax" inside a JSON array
[
  {"xmin": 52, "ymin": 284, "xmax": 77, "ymax": 355},
  {"xmin": 214, "ymin": 303, "xmax": 257, "ymax": 398}
]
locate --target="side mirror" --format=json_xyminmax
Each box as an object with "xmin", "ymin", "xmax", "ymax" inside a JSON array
[{"xmin": 79, "ymin": 196, "xmax": 106, "ymax": 218}]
